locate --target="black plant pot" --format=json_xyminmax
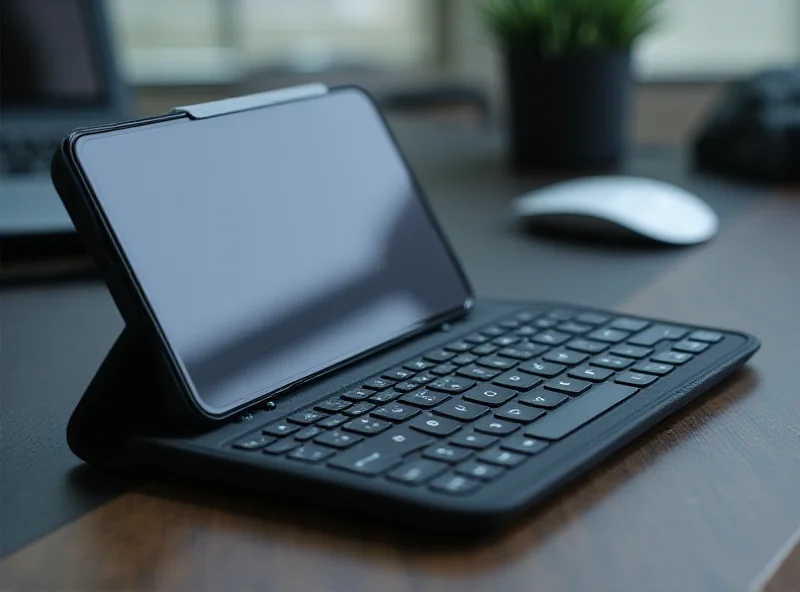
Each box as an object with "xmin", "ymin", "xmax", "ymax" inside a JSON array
[{"xmin": 505, "ymin": 48, "xmax": 632, "ymax": 171}]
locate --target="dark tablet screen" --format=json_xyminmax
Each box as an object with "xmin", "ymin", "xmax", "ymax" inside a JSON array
[{"xmin": 75, "ymin": 88, "xmax": 471, "ymax": 416}]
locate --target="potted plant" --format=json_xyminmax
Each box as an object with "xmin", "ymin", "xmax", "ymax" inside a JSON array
[{"xmin": 482, "ymin": 0, "xmax": 660, "ymax": 171}]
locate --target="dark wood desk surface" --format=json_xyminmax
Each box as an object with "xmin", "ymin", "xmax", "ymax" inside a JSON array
[{"xmin": 2, "ymin": 118, "xmax": 800, "ymax": 592}]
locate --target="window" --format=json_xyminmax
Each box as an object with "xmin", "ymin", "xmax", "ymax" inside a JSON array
[{"xmin": 109, "ymin": 0, "xmax": 436, "ymax": 85}]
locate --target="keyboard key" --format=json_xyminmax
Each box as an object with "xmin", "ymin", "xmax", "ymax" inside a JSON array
[
  {"xmin": 478, "ymin": 447, "xmax": 526, "ymax": 467},
  {"xmin": 463, "ymin": 385, "xmax": 516, "ymax": 407},
  {"xmin": 497, "ymin": 347, "xmax": 536, "ymax": 361},
  {"xmin": 615, "ymin": 371, "xmax": 658, "ymax": 387},
  {"xmin": 515, "ymin": 310, "xmax": 540, "ymax": 323},
  {"xmin": 263, "ymin": 421, "xmax": 300, "ymax": 437},
  {"xmin": 315, "ymin": 398, "xmax": 352, "ymax": 413},
  {"xmin": 499, "ymin": 318, "xmax": 522, "ymax": 329},
  {"xmin": 558, "ymin": 321, "xmax": 592, "ymax": 334},
  {"xmin": 456, "ymin": 460, "xmax": 504, "ymax": 481},
  {"xmin": 294, "ymin": 426, "xmax": 324, "ymax": 441},
  {"xmin": 457, "ymin": 365, "xmax": 500, "ymax": 381},
  {"xmin": 429, "ymin": 473, "xmax": 480, "ymax": 495},
  {"xmin": 547, "ymin": 309, "xmax": 573, "ymax": 321},
  {"xmin": 652, "ymin": 351, "xmax": 693, "ymax": 365},
  {"xmin": 371, "ymin": 402, "xmax": 420, "ymax": 423},
  {"xmin": 343, "ymin": 402, "xmax": 376, "ymax": 417},
  {"xmin": 493, "ymin": 370, "xmax": 542, "ymax": 392},
  {"xmin": 610, "ymin": 344, "xmax": 653, "ymax": 359},
  {"xmin": 516, "ymin": 342, "xmax": 550, "ymax": 355},
  {"xmin": 514, "ymin": 326, "xmax": 537, "ymax": 337},
  {"xmin": 494, "ymin": 403, "xmax": 545, "ymax": 423},
  {"xmin": 287, "ymin": 410, "xmax": 328, "ymax": 425},
  {"xmin": 340, "ymin": 388, "xmax": 373, "ymax": 402},
  {"xmin": 450, "ymin": 432, "xmax": 497, "ymax": 450},
  {"xmin": 428, "ymin": 376, "xmax": 476, "ymax": 394},
  {"xmin": 329, "ymin": 427, "xmax": 431, "ymax": 475},
  {"xmin": 424, "ymin": 349, "xmax": 455, "ymax": 363},
  {"xmin": 388, "ymin": 459, "xmax": 448, "ymax": 485},
  {"xmin": 544, "ymin": 349, "xmax": 588, "ymax": 366},
  {"xmin": 482, "ymin": 326, "xmax": 505, "ymax": 337},
  {"xmin": 316, "ymin": 414, "xmax": 349, "ymax": 429},
  {"xmin": 533, "ymin": 318, "xmax": 558, "ymax": 329},
  {"xmin": 477, "ymin": 356, "xmax": 517, "ymax": 370},
  {"xmin": 591, "ymin": 354, "xmax": 634, "ymax": 370},
  {"xmin": 315, "ymin": 430, "xmax": 363, "ymax": 449},
  {"xmin": 444, "ymin": 341, "xmax": 472, "ymax": 353},
  {"xmin": 369, "ymin": 390, "xmax": 402, "ymax": 404},
  {"xmin": 689, "ymin": 330, "xmax": 723, "ymax": 343},
  {"xmin": 501, "ymin": 435, "xmax": 549, "ymax": 455},
  {"xmin": 610, "ymin": 317, "xmax": 650, "ymax": 332},
  {"xmin": 431, "ymin": 363, "xmax": 458, "ymax": 376},
  {"xmin": 363, "ymin": 377, "xmax": 395, "ymax": 391},
  {"xmin": 673, "ymin": 340, "xmax": 709, "ymax": 353},
  {"xmin": 474, "ymin": 417, "xmax": 519, "ymax": 436},
  {"xmin": 471, "ymin": 343, "xmax": 498, "ymax": 356},
  {"xmin": 633, "ymin": 361, "xmax": 674, "ymax": 375},
  {"xmin": 532, "ymin": 330, "xmax": 570, "ymax": 346},
  {"xmin": 404, "ymin": 359, "xmax": 436, "ymax": 372},
  {"xmin": 232, "ymin": 434, "xmax": 275, "ymax": 451},
  {"xmin": 544, "ymin": 377, "xmax": 591, "ymax": 395},
  {"xmin": 518, "ymin": 390, "xmax": 569, "ymax": 409},
  {"xmin": 569, "ymin": 365, "xmax": 614, "ymax": 382},
  {"xmin": 412, "ymin": 373, "xmax": 436, "ymax": 384},
  {"xmin": 566, "ymin": 339, "xmax": 608, "ymax": 354},
  {"xmin": 383, "ymin": 367, "xmax": 415, "ymax": 381},
  {"xmin": 493, "ymin": 335, "xmax": 519, "ymax": 347},
  {"xmin": 518, "ymin": 360, "xmax": 566, "ymax": 378},
  {"xmin": 524, "ymin": 383, "xmax": 638, "ymax": 440},
  {"xmin": 288, "ymin": 444, "xmax": 335, "ymax": 463},
  {"xmin": 342, "ymin": 417, "xmax": 391, "ymax": 435},
  {"xmin": 576, "ymin": 312, "xmax": 610, "ymax": 325},
  {"xmin": 451, "ymin": 353, "xmax": 478, "ymax": 366},
  {"xmin": 394, "ymin": 381, "xmax": 420, "ymax": 393},
  {"xmin": 434, "ymin": 400, "xmax": 489, "ymax": 422},
  {"xmin": 400, "ymin": 388, "xmax": 450, "ymax": 409},
  {"xmin": 465, "ymin": 333, "xmax": 489, "ymax": 344},
  {"xmin": 424, "ymin": 444, "xmax": 472, "ymax": 463},
  {"xmin": 587, "ymin": 328, "xmax": 630, "ymax": 343},
  {"xmin": 409, "ymin": 414, "xmax": 462, "ymax": 437},
  {"xmin": 263, "ymin": 439, "xmax": 301, "ymax": 455},
  {"xmin": 628, "ymin": 324, "xmax": 688, "ymax": 346}
]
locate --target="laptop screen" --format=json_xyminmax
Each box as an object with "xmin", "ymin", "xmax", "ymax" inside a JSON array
[{"xmin": 0, "ymin": 0, "xmax": 107, "ymax": 108}]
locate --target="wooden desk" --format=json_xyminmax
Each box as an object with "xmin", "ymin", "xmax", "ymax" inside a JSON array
[{"xmin": 2, "ymin": 121, "xmax": 799, "ymax": 592}]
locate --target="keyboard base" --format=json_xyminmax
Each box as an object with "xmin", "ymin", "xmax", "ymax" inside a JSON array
[{"xmin": 113, "ymin": 299, "xmax": 759, "ymax": 531}]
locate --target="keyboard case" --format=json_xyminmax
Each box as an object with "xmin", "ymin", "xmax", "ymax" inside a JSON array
[
  {"xmin": 65, "ymin": 298, "xmax": 759, "ymax": 531},
  {"xmin": 54, "ymin": 86, "xmax": 760, "ymax": 530}
]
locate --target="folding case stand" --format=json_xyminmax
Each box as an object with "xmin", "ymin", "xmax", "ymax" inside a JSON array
[{"xmin": 65, "ymin": 84, "xmax": 333, "ymax": 469}]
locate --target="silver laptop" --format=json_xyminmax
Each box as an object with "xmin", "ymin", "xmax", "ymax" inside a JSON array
[{"xmin": 0, "ymin": 0, "xmax": 130, "ymax": 237}]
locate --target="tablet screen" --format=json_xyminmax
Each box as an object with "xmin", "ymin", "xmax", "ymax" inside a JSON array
[{"xmin": 75, "ymin": 88, "xmax": 471, "ymax": 416}]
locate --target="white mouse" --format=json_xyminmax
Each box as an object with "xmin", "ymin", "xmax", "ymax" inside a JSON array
[{"xmin": 514, "ymin": 176, "xmax": 719, "ymax": 245}]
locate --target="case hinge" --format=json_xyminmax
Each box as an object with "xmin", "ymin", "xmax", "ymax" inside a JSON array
[{"xmin": 171, "ymin": 83, "xmax": 328, "ymax": 119}]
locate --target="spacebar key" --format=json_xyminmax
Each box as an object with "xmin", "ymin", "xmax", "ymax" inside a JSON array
[
  {"xmin": 328, "ymin": 427, "xmax": 433, "ymax": 475},
  {"xmin": 524, "ymin": 383, "xmax": 638, "ymax": 440}
]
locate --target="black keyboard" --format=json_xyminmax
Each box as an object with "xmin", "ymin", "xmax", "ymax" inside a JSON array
[
  {"xmin": 226, "ymin": 307, "xmax": 727, "ymax": 497},
  {"xmin": 0, "ymin": 136, "xmax": 59, "ymax": 176}
]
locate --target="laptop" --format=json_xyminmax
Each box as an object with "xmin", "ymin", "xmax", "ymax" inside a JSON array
[
  {"xmin": 54, "ymin": 85, "xmax": 760, "ymax": 530},
  {"xmin": 0, "ymin": 0, "xmax": 130, "ymax": 237}
]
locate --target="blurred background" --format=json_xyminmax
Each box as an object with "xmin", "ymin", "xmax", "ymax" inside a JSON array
[{"xmin": 110, "ymin": 0, "xmax": 800, "ymax": 143}]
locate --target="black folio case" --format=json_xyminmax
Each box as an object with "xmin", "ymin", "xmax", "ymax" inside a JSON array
[{"xmin": 53, "ymin": 85, "xmax": 760, "ymax": 530}]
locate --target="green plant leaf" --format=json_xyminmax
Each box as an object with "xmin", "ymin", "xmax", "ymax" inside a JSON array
[{"xmin": 480, "ymin": 0, "xmax": 661, "ymax": 55}]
